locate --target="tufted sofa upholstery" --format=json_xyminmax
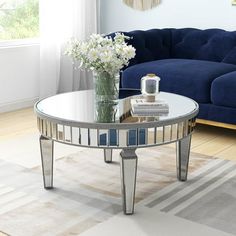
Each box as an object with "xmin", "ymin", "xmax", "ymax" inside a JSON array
[{"xmin": 118, "ymin": 28, "xmax": 236, "ymax": 125}]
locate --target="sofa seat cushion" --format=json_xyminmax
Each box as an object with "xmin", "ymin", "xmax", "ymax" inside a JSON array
[
  {"xmin": 122, "ymin": 59, "xmax": 236, "ymax": 103},
  {"xmin": 198, "ymin": 103, "xmax": 236, "ymax": 125},
  {"xmin": 211, "ymin": 71, "xmax": 236, "ymax": 108}
]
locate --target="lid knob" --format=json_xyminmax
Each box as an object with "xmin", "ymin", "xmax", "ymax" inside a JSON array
[{"xmin": 146, "ymin": 73, "xmax": 157, "ymax": 77}]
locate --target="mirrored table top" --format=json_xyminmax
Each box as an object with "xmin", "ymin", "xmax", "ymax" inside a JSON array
[{"xmin": 35, "ymin": 90, "xmax": 199, "ymax": 129}]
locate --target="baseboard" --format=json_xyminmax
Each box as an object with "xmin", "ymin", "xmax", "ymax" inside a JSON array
[
  {"xmin": 0, "ymin": 97, "xmax": 39, "ymax": 113},
  {"xmin": 197, "ymin": 119, "xmax": 236, "ymax": 130}
]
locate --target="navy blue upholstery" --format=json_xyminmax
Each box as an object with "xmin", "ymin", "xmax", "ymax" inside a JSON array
[
  {"xmin": 198, "ymin": 103, "xmax": 236, "ymax": 124},
  {"xmin": 124, "ymin": 29, "xmax": 171, "ymax": 66},
  {"xmin": 122, "ymin": 59, "xmax": 236, "ymax": 103},
  {"xmin": 211, "ymin": 71, "xmax": 236, "ymax": 108},
  {"xmin": 118, "ymin": 28, "xmax": 236, "ymax": 125},
  {"xmin": 171, "ymin": 29, "xmax": 236, "ymax": 63},
  {"xmin": 119, "ymin": 88, "xmax": 141, "ymax": 99}
]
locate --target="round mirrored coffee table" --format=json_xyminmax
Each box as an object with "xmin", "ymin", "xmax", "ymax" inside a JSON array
[{"xmin": 35, "ymin": 90, "xmax": 199, "ymax": 215}]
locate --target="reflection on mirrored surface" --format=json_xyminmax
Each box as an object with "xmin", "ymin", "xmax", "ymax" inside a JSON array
[
  {"xmin": 95, "ymin": 100, "xmax": 118, "ymax": 123},
  {"xmin": 36, "ymin": 90, "xmax": 198, "ymax": 125}
]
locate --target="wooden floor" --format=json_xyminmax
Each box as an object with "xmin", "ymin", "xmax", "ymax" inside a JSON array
[{"xmin": 0, "ymin": 107, "xmax": 235, "ymax": 160}]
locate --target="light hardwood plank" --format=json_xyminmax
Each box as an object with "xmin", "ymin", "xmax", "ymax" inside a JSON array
[
  {"xmin": 197, "ymin": 119, "xmax": 236, "ymax": 130},
  {"xmin": 192, "ymin": 134, "xmax": 236, "ymax": 156},
  {"xmin": 215, "ymin": 144, "xmax": 236, "ymax": 161}
]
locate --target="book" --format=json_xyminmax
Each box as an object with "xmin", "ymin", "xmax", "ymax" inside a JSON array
[
  {"xmin": 131, "ymin": 98, "xmax": 169, "ymax": 110},
  {"xmin": 131, "ymin": 110, "xmax": 169, "ymax": 117},
  {"xmin": 131, "ymin": 98, "xmax": 169, "ymax": 115}
]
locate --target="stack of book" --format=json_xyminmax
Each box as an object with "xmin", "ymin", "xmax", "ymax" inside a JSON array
[{"xmin": 131, "ymin": 98, "xmax": 169, "ymax": 116}]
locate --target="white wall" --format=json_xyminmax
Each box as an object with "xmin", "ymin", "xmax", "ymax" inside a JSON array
[
  {"xmin": 0, "ymin": 45, "xmax": 39, "ymax": 112},
  {"xmin": 100, "ymin": 0, "xmax": 236, "ymax": 33}
]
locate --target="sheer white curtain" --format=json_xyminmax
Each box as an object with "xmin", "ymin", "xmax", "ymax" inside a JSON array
[{"xmin": 39, "ymin": 0, "xmax": 99, "ymax": 99}]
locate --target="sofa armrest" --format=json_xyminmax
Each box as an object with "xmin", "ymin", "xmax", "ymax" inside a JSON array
[{"xmin": 211, "ymin": 71, "xmax": 236, "ymax": 108}]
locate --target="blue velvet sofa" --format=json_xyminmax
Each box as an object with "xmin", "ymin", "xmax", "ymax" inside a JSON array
[{"xmin": 118, "ymin": 28, "xmax": 236, "ymax": 126}]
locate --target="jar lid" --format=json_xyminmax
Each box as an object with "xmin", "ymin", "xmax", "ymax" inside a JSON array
[{"xmin": 146, "ymin": 73, "xmax": 157, "ymax": 77}]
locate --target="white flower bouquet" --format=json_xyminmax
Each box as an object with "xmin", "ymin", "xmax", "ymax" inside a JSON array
[{"xmin": 65, "ymin": 33, "xmax": 136, "ymax": 75}]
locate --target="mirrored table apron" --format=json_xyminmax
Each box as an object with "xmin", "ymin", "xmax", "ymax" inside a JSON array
[{"xmin": 35, "ymin": 90, "xmax": 199, "ymax": 215}]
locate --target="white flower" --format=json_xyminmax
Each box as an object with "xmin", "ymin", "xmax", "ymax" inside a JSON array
[
  {"xmin": 88, "ymin": 48, "xmax": 99, "ymax": 62},
  {"xmin": 123, "ymin": 45, "xmax": 136, "ymax": 59},
  {"xmin": 80, "ymin": 42, "xmax": 88, "ymax": 54},
  {"xmin": 100, "ymin": 51, "xmax": 113, "ymax": 63}
]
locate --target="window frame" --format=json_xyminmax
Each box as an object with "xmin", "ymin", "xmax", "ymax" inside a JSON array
[{"xmin": 0, "ymin": 38, "xmax": 39, "ymax": 48}]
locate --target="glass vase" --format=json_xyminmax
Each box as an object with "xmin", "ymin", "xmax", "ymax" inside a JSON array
[
  {"xmin": 93, "ymin": 71, "xmax": 120, "ymax": 123},
  {"xmin": 93, "ymin": 71, "xmax": 120, "ymax": 102}
]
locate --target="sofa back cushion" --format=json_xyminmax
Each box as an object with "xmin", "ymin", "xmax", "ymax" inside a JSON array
[
  {"xmin": 171, "ymin": 28, "xmax": 236, "ymax": 64},
  {"xmin": 123, "ymin": 29, "xmax": 171, "ymax": 66},
  {"xmin": 121, "ymin": 28, "xmax": 236, "ymax": 66}
]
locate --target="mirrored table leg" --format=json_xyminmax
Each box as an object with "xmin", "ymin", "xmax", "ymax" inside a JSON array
[
  {"xmin": 39, "ymin": 135, "xmax": 54, "ymax": 189},
  {"xmin": 120, "ymin": 149, "xmax": 138, "ymax": 215},
  {"xmin": 176, "ymin": 135, "xmax": 192, "ymax": 181},
  {"xmin": 104, "ymin": 149, "xmax": 112, "ymax": 163}
]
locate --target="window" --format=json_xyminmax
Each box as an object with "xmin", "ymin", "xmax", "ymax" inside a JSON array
[{"xmin": 0, "ymin": 0, "xmax": 39, "ymax": 41}]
